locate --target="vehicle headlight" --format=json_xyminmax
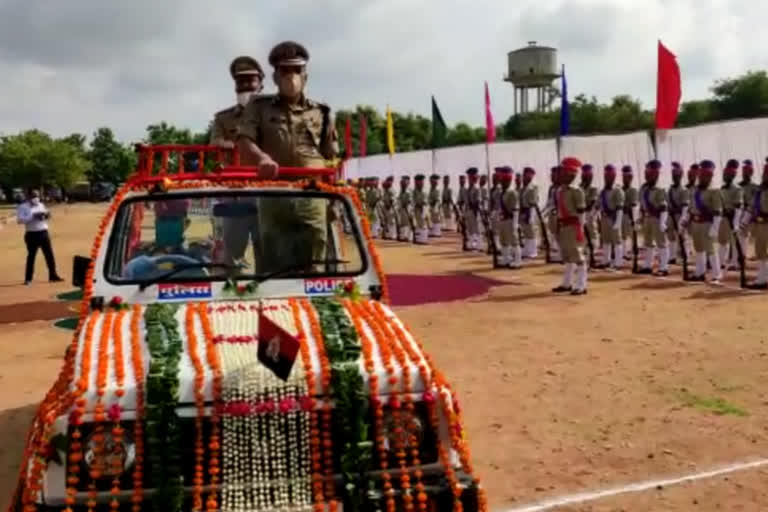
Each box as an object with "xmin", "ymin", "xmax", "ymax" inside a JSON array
[
  {"xmin": 83, "ymin": 429, "xmax": 135, "ymax": 478},
  {"xmin": 382, "ymin": 409, "xmax": 425, "ymax": 452}
]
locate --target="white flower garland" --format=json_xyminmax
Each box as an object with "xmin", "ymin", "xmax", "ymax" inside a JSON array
[{"xmin": 211, "ymin": 301, "xmax": 312, "ymax": 512}]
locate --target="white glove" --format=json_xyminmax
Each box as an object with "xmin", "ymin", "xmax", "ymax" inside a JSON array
[
  {"xmin": 512, "ymin": 210, "xmax": 520, "ymax": 232},
  {"xmin": 578, "ymin": 212, "xmax": 586, "ymax": 227},
  {"xmin": 739, "ymin": 211, "xmax": 752, "ymax": 232},
  {"xmin": 659, "ymin": 211, "xmax": 668, "ymax": 233},
  {"xmin": 613, "ymin": 210, "xmax": 623, "ymax": 231},
  {"xmin": 732, "ymin": 208, "xmax": 742, "ymax": 229},
  {"xmin": 679, "ymin": 206, "xmax": 690, "ymax": 228},
  {"xmin": 709, "ymin": 216, "xmax": 721, "ymax": 238}
]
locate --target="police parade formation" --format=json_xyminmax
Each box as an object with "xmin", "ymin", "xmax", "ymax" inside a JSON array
[{"xmin": 351, "ymin": 157, "xmax": 768, "ymax": 296}]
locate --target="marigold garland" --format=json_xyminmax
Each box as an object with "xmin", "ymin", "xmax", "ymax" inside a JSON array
[
  {"xmin": 185, "ymin": 304, "xmax": 207, "ymax": 511},
  {"xmin": 128, "ymin": 305, "xmax": 146, "ymax": 512},
  {"xmin": 197, "ymin": 303, "xmax": 222, "ymax": 512}
]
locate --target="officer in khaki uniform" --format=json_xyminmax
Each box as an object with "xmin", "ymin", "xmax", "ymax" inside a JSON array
[
  {"xmin": 684, "ymin": 163, "xmax": 700, "ymax": 257},
  {"xmin": 465, "ymin": 168, "xmax": 482, "ymax": 250},
  {"xmin": 637, "ymin": 160, "xmax": 670, "ymax": 276},
  {"xmin": 520, "ymin": 167, "xmax": 539, "ymax": 258},
  {"xmin": 496, "ymin": 167, "xmax": 521, "ymax": 268},
  {"xmin": 457, "ymin": 175, "xmax": 468, "ymax": 213},
  {"xmin": 740, "ymin": 162, "xmax": 768, "ymax": 288},
  {"xmin": 210, "ymin": 56, "xmax": 266, "ymax": 149},
  {"xmin": 719, "ymin": 159, "xmax": 744, "ymax": 270},
  {"xmin": 681, "ymin": 160, "xmax": 723, "ymax": 282},
  {"xmin": 666, "ymin": 162, "xmax": 688, "ymax": 265},
  {"xmin": 620, "ymin": 165, "xmax": 639, "ymax": 261},
  {"xmin": 381, "ymin": 176, "xmax": 397, "ymax": 239},
  {"xmin": 479, "ymin": 174, "xmax": 490, "ymax": 213},
  {"xmin": 739, "ymin": 160, "xmax": 759, "ymax": 250},
  {"xmin": 553, "ymin": 157, "xmax": 588, "ymax": 295},
  {"xmin": 441, "ymin": 175, "xmax": 454, "ymax": 231},
  {"xmin": 489, "ymin": 170, "xmax": 503, "ymax": 250},
  {"xmin": 412, "ymin": 174, "xmax": 428, "ymax": 244},
  {"xmin": 428, "ymin": 174, "xmax": 442, "ymax": 237},
  {"xmin": 365, "ymin": 176, "xmax": 382, "ymax": 238},
  {"xmin": 596, "ymin": 164, "xmax": 625, "ymax": 269},
  {"xmin": 236, "ymin": 41, "xmax": 338, "ymax": 272},
  {"xmin": 397, "ymin": 176, "xmax": 412, "ymax": 242},
  {"xmin": 545, "ymin": 166, "xmax": 562, "ymax": 262}
]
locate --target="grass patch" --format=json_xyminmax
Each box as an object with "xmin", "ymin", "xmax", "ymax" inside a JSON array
[{"xmin": 676, "ymin": 389, "xmax": 748, "ymax": 417}]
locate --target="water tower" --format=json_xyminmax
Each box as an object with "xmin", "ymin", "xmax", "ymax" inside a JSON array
[{"xmin": 503, "ymin": 41, "xmax": 561, "ymax": 114}]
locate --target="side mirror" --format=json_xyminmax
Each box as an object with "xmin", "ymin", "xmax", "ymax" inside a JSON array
[{"xmin": 72, "ymin": 256, "xmax": 92, "ymax": 288}]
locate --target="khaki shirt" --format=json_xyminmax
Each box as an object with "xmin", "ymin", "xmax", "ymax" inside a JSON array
[
  {"xmin": 480, "ymin": 185, "xmax": 489, "ymax": 209},
  {"xmin": 428, "ymin": 187, "xmax": 440, "ymax": 207},
  {"xmin": 667, "ymin": 184, "xmax": 688, "ymax": 214},
  {"xmin": 468, "ymin": 186, "xmax": 481, "ymax": 211},
  {"xmin": 599, "ymin": 187, "xmax": 625, "ymax": 218},
  {"xmin": 365, "ymin": 188, "xmax": 379, "ymax": 209},
  {"xmin": 622, "ymin": 186, "xmax": 638, "ymax": 212},
  {"xmin": 582, "ymin": 185, "xmax": 598, "ymax": 210},
  {"xmin": 382, "ymin": 188, "xmax": 396, "ymax": 208},
  {"xmin": 639, "ymin": 184, "xmax": 666, "ymax": 217},
  {"xmin": 747, "ymin": 187, "xmax": 768, "ymax": 221},
  {"xmin": 413, "ymin": 188, "xmax": 426, "ymax": 210},
  {"xmin": 458, "ymin": 186, "xmax": 468, "ymax": 206},
  {"xmin": 238, "ymin": 94, "xmax": 338, "ymax": 167},
  {"xmin": 740, "ymin": 181, "xmax": 759, "ymax": 207},
  {"xmin": 441, "ymin": 187, "xmax": 453, "ymax": 204},
  {"xmin": 210, "ymin": 104, "xmax": 245, "ymax": 145},
  {"xmin": 689, "ymin": 187, "xmax": 723, "ymax": 221},
  {"xmin": 398, "ymin": 189, "xmax": 411, "ymax": 209},
  {"xmin": 720, "ymin": 184, "xmax": 743, "ymax": 214},
  {"xmin": 490, "ymin": 186, "xmax": 502, "ymax": 211},
  {"xmin": 500, "ymin": 187, "xmax": 519, "ymax": 219},
  {"xmin": 546, "ymin": 184, "xmax": 559, "ymax": 209},
  {"xmin": 558, "ymin": 185, "xmax": 585, "ymax": 219}
]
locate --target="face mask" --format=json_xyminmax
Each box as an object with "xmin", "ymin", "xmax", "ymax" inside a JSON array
[
  {"xmin": 278, "ymin": 73, "xmax": 304, "ymax": 98},
  {"xmin": 236, "ymin": 91, "xmax": 254, "ymax": 107}
]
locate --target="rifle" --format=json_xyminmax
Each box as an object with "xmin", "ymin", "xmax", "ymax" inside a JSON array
[
  {"xmin": 408, "ymin": 207, "xmax": 417, "ymax": 244},
  {"xmin": 480, "ymin": 209, "xmax": 499, "ymax": 267},
  {"xmin": 583, "ymin": 219, "xmax": 596, "ymax": 268},
  {"xmin": 670, "ymin": 213, "xmax": 689, "ymax": 281},
  {"xmin": 627, "ymin": 207, "xmax": 639, "ymax": 274},
  {"xmin": 452, "ymin": 201, "xmax": 468, "ymax": 251},
  {"xmin": 533, "ymin": 205, "xmax": 550, "ymax": 263},
  {"xmin": 725, "ymin": 213, "xmax": 747, "ymax": 288}
]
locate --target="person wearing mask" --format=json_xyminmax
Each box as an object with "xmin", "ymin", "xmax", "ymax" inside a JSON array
[
  {"xmin": 210, "ymin": 56, "xmax": 266, "ymax": 148},
  {"xmin": 16, "ymin": 189, "xmax": 63, "ymax": 285}
]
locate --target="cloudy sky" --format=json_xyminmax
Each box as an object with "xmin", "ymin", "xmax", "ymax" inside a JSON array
[{"xmin": 0, "ymin": 0, "xmax": 764, "ymax": 143}]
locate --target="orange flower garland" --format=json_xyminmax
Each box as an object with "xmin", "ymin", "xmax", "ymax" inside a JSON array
[
  {"xmin": 197, "ymin": 303, "xmax": 222, "ymax": 512},
  {"xmin": 288, "ymin": 299, "xmax": 326, "ymax": 510},
  {"xmin": 185, "ymin": 304, "xmax": 207, "ymax": 511},
  {"xmin": 109, "ymin": 309, "xmax": 127, "ymax": 512},
  {"xmin": 128, "ymin": 305, "xmax": 145, "ymax": 512},
  {"xmin": 298, "ymin": 299, "xmax": 338, "ymax": 511},
  {"xmin": 342, "ymin": 300, "xmax": 397, "ymax": 512}
]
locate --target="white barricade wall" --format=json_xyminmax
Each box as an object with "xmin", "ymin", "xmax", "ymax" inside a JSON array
[
  {"xmin": 432, "ymin": 144, "xmax": 488, "ymax": 181},
  {"xmin": 489, "ymin": 139, "xmax": 558, "ymax": 201},
  {"xmin": 560, "ymin": 131, "xmax": 656, "ymax": 188}
]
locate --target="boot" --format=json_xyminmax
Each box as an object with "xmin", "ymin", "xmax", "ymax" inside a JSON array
[
  {"xmin": 509, "ymin": 246, "xmax": 522, "ymax": 269},
  {"xmin": 709, "ymin": 251, "xmax": 722, "ymax": 282},
  {"xmin": 571, "ymin": 263, "xmax": 588, "ymax": 295},
  {"xmin": 553, "ymin": 263, "xmax": 574, "ymax": 292},
  {"xmin": 655, "ymin": 247, "xmax": 670, "ymax": 276},
  {"xmin": 498, "ymin": 246, "xmax": 510, "ymax": 267}
]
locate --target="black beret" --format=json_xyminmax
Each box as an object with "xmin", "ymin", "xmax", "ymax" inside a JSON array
[
  {"xmin": 700, "ymin": 159, "xmax": 716, "ymax": 169},
  {"xmin": 726, "ymin": 158, "xmax": 739, "ymax": 168},
  {"xmin": 268, "ymin": 41, "xmax": 309, "ymax": 68},
  {"xmin": 743, "ymin": 159, "xmax": 753, "ymax": 166},
  {"xmin": 621, "ymin": 165, "xmax": 633, "ymax": 173},
  {"xmin": 429, "ymin": 173, "xmax": 440, "ymax": 180},
  {"xmin": 230, "ymin": 56, "xmax": 264, "ymax": 78},
  {"xmin": 647, "ymin": 159, "xmax": 662, "ymax": 170},
  {"xmin": 466, "ymin": 167, "xmax": 478, "ymax": 175},
  {"xmin": 415, "ymin": 174, "xmax": 425, "ymax": 180}
]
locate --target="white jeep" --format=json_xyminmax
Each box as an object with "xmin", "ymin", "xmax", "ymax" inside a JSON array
[{"xmin": 11, "ymin": 145, "xmax": 484, "ymax": 512}]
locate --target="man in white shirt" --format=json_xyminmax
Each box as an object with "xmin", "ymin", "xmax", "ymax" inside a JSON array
[{"xmin": 16, "ymin": 189, "xmax": 63, "ymax": 285}]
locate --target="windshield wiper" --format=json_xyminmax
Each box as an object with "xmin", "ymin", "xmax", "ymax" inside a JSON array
[
  {"xmin": 252, "ymin": 259, "xmax": 350, "ymax": 285},
  {"xmin": 137, "ymin": 263, "xmax": 240, "ymax": 291}
]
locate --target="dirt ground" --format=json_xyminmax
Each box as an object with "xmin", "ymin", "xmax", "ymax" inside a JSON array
[{"xmin": 1, "ymin": 203, "xmax": 767, "ymax": 511}]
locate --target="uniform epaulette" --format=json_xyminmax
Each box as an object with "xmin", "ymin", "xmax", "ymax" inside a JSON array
[{"xmin": 214, "ymin": 105, "xmax": 238, "ymax": 117}]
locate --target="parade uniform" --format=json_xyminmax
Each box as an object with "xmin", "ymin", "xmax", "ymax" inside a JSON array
[
  {"xmin": 553, "ymin": 157, "xmax": 588, "ymax": 295},
  {"xmin": 397, "ymin": 178, "xmax": 413, "ymax": 242},
  {"xmin": 545, "ymin": 167, "xmax": 561, "ymax": 261},
  {"xmin": 741, "ymin": 167, "xmax": 768, "ymax": 288},
  {"xmin": 428, "ymin": 174, "xmax": 443, "ymax": 237},
  {"xmin": 638, "ymin": 161, "xmax": 669, "ymax": 275},
  {"xmin": 365, "ymin": 177, "xmax": 382, "ymax": 238},
  {"xmin": 719, "ymin": 161, "xmax": 744, "ymax": 269},
  {"xmin": 520, "ymin": 167, "xmax": 539, "ymax": 258},
  {"xmin": 598, "ymin": 165, "xmax": 625, "ymax": 268},
  {"xmin": 465, "ymin": 168, "xmax": 482, "ymax": 250},
  {"xmin": 666, "ymin": 163, "xmax": 687, "ymax": 264},
  {"xmin": 237, "ymin": 42, "xmax": 338, "ymax": 272},
  {"xmin": 739, "ymin": 160, "xmax": 759, "ymax": 247},
  {"xmin": 489, "ymin": 175, "xmax": 503, "ymax": 251},
  {"xmin": 381, "ymin": 177, "xmax": 397, "ymax": 240},
  {"xmin": 580, "ymin": 164, "xmax": 599, "ymax": 258},
  {"xmin": 496, "ymin": 167, "xmax": 521, "ymax": 268},
  {"xmin": 441, "ymin": 176, "xmax": 454, "ymax": 231},
  {"xmin": 684, "ymin": 160, "xmax": 723, "ymax": 282},
  {"xmin": 621, "ymin": 166, "xmax": 639, "ymax": 261},
  {"xmin": 412, "ymin": 175, "xmax": 428, "ymax": 244}
]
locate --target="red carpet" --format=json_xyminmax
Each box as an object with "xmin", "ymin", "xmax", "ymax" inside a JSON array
[{"xmin": 385, "ymin": 273, "xmax": 505, "ymax": 306}]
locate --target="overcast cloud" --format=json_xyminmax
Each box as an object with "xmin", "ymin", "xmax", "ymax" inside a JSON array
[{"xmin": 0, "ymin": 0, "xmax": 766, "ymax": 142}]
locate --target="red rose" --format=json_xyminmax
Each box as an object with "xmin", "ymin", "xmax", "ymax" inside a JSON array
[
  {"xmin": 343, "ymin": 281, "xmax": 355, "ymax": 293},
  {"xmin": 111, "ymin": 296, "xmax": 123, "ymax": 306},
  {"xmin": 236, "ymin": 284, "xmax": 247, "ymax": 294}
]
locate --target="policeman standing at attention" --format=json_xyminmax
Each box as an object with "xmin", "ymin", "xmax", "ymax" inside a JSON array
[{"xmin": 236, "ymin": 41, "xmax": 338, "ymax": 272}]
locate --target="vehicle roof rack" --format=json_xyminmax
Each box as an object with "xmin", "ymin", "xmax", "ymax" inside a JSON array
[{"xmin": 128, "ymin": 144, "xmax": 339, "ymax": 186}]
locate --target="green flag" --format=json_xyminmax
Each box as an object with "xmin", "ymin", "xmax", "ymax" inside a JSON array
[{"xmin": 431, "ymin": 95, "xmax": 447, "ymax": 148}]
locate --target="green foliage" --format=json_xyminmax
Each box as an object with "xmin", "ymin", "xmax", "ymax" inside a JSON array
[{"xmin": 88, "ymin": 127, "xmax": 136, "ymax": 184}]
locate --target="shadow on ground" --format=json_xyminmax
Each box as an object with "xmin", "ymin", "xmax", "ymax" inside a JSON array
[{"xmin": 0, "ymin": 403, "xmax": 37, "ymax": 511}]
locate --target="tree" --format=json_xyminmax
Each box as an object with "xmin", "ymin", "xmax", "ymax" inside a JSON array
[
  {"xmin": 88, "ymin": 127, "xmax": 136, "ymax": 184},
  {"xmin": 0, "ymin": 130, "xmax": 89, "ymax": 191}
]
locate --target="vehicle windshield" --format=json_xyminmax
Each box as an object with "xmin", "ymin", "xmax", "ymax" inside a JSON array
[{"xmin": 104, "ymin": 189, "xmax": 366, "ymax": 285}]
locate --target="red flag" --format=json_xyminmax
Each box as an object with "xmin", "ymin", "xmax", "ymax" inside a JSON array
[
  {"xmin": 359, "ymin": 114, "xmax": 367, "ymax": 157},
  {"xmin": 258, "ymin": 309, "xmax": 300, "ymax": 381},
  {"xmin": 344, "ymin": 117, "xmax": 352, "ymax": 159},
  {"xmin": 655, "ymin": 40, "xmax": 682, "ymax": 129},
  {"xmin": 484, "ymin": 81, "xmax": 496, "ymax": 143}
]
